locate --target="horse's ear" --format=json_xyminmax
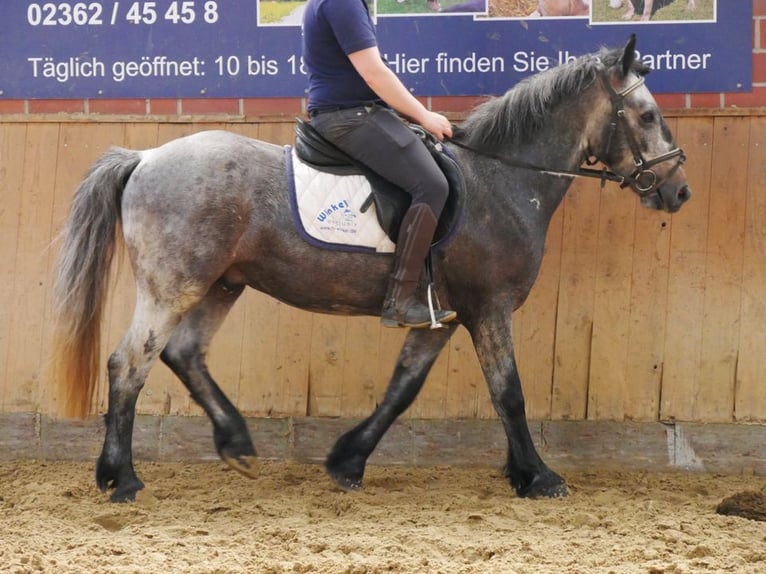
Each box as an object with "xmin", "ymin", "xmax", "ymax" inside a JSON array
[{"xmin": 622, "ymin": 34, "xmax": 637, "ymax": 77}]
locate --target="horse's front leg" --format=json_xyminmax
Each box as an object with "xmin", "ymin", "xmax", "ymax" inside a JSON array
[
  {"xmin": 325, "ymin": 324, "xmax": 458, "ymax": 490},
  {"xmin": 468, "ymin": 312, "xmax": 567, "ymax": 498}
]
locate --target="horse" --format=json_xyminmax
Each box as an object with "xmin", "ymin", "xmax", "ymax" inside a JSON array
[{"xmin": 52, "ymin": 35, "xmax": 690, "ymax": 502}]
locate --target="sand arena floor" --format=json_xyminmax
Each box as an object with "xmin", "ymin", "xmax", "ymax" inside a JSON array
[{"xmin": 1, "ymin": 460, "xmax": 765, "ymax": 573}]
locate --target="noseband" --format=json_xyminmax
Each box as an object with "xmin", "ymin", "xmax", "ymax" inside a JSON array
[{"xmin": 597, "ymin": 71, "xmax": 686, "ymax": 196}]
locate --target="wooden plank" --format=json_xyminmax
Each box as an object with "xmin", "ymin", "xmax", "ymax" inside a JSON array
[
  {"xmin": 660, "ymin": 117, "xmax": 713, "ymax": 421},
  {"xmin": 695, "ymin": 117, "xmax": 749, "ymax": 422},
  {"xmin": 736, "ymin": 117, "xmax": 766, "ymax": 421},
  {"xmin": 445, "ymin": 326, "xmax": 482, "ymax": 418},
  {"xmin": 621, "ymin": 117, "xmax": 678, "ymax": 421},
  {"xmin": 4, "ymin": 415, "xmax": 762, "ymax": 477},
  {"xmin": 411, "ymin": 418, "xmax": 509, "ymax": 466},
  {"xmin": 0, "ymin": 413, "xmax": 38, "ymax": 460},
  {"xmin": 551, "ymin": 177, "xmax": 601, "ymax": 419},
  {"xmin": 237, "ymin": 291, "xmax": 281, "ymax": 416},
  {"xmin": 273, "ymin": 304, "xmax": 312, "ymax": 416},
  {"xmin": 515, "ymin": 200, "xmax": 565, "ymax": 420},
  {"xmin": 672, "ymin": 422, "xmax": 766, "ymax": 474},
  {"xmin": 156, "ymin": 122, "xmax": 196, "ymax": 145},
  {"xmin": 307, "ymin": 314, "xmax": 347, "ymax": 417},
  {"xmin": 0, "ymin": 124, "xmax": 27, "ymax": 411},
  {"xmin": 542, "ymin": 420, "xmax": 672, "ymax": 472},
  {"xmin": 624, "ymin": 191, "xmax": 672, "ymax": 420},
  {"xmin": 4, "ymin": 117, "xmax": 766, "ymax": 425},
  {"xmin": 583, "ymin": 120, "xmax": 684, "ymax": 421},
  {"xmin": 587, "ymin": 177, "xmax": 637, "ymax": 420},
  {"xmin": 256, "ymin": 122, "xmax": 294, "ymax": 147},
  {"xmin": 3, "ymin": 124, "xmax": 61, "ymax": 412},
  {"xmin": 340, "ymin": 316, "xmax": 382, "ymax": 418}
]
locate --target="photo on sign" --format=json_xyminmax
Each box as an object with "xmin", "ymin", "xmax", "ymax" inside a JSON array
[
  {"xmin": 378, "ymin": 0, "xmax": 488, "ymax": 16},
  {"xmin": 256, "ymin": 0, "xmax": 714, "ymax": 24},
  {"xmin": 592, "ymin": 0, "xmax": 715, "ymax": 23},
  {"xmin": 258, "ymin": 0, "xmax": 308, "ymax": 26},
  {"xmin": 486, "ymin": 0, "xmax": 588, "ymax": 18},
  {"xmin": 256, "ymin": 0, "xmax": 488, "ymax": 24}
]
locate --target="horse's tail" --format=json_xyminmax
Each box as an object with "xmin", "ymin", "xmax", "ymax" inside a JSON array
[{"xmin": 51, "ymin": 147, "xmax": 142, "ymax": 419}]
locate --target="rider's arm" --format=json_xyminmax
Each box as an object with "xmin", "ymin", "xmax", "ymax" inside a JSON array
[{"xmin": 348, "ymin": 47, "xmax": 453, "ymax": 141}]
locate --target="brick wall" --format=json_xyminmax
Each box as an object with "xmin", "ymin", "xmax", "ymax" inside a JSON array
[{"xmin": 0, "ymin": 3, "xmax": 763, "ymax": 118}]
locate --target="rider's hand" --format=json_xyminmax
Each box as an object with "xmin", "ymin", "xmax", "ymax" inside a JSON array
[{"xmin": 419, "ymin": 111, "xmax": 453, "ymax": 141}]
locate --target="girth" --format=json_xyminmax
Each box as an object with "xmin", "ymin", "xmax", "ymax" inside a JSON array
[{"xmin": 293, "ymin": 118, "xmax": 465, "ymax": 244}]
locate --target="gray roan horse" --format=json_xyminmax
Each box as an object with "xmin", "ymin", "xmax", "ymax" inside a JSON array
[{"xmin": 52, "ymin": 36, "xmax": 690, "ymax": 502}]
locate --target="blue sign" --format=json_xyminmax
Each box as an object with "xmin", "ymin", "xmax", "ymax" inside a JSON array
[{"xmin": 0, "ymin": 1, "xmax": 751, "ymax": 99}]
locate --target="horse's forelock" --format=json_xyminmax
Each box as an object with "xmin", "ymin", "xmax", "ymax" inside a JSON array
[{"xmin": 459, "ymin": 46, "xmax": 630, "ymax": 151}]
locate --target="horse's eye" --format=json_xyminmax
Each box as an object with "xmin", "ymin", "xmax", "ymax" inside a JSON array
[{"xmin": 641, "ymin": 111, "xmax": 656, "ymax": 124}]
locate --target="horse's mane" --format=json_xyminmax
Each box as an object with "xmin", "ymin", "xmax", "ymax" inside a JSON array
[{"xmin": 458, "ymin": 46, "xmax": 650, "ymax": 150}]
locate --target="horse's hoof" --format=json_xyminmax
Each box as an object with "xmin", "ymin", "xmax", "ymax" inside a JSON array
[
  {"xmin": 325, "ymin": 449, "xmax": 366, "ymax": 491},
  {"xmin": 96, "ymin": 470, "xmax": 144, "ymax": 502},
  {"xmin": 327, "ymin": 469, "xmax": 363, "ymax": 492},
  {"xmin": 95, "ymin": 458, "xmax": 144, "ymax": 501},
  {"xmin": 516, "ymin": 472, "xmax": 568, "ymax": 499},
  {"xmin": 108, "ymin": 478, "xmax": 145, "ymax": 503},
  {"xmin": 529, "ymin": 481, "xmax": 568, "ymax": 498},
  {"xmin": 222, "ymin": 454, "xmax": 259, "ymax": 479}
]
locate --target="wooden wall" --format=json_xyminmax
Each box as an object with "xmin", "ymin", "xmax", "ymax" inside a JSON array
[{"xmin": 1, "ymin": 114, "xmax": 765, "ymax": 425}]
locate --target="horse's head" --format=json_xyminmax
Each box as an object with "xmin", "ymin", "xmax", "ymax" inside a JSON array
[{"xmin": 589, "ymin": 35, "xmax": 691, "ymax": 213}]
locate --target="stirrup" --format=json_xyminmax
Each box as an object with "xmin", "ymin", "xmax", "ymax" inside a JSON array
[
  {"xmin": 380, "ymin": 285, "xmax": 456, "ymax": 329},
  {"xmin": 426, "ymin": 283, "xmax": 445, "ymax": 329}
]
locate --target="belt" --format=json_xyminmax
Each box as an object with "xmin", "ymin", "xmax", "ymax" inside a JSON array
[
  {"xmin": 309, "ymin": 107, "xmax": 342, "ymax": 118},
  {"xmin": 309, "ymin": 104, "xmax": 380, "ymax": 118}
]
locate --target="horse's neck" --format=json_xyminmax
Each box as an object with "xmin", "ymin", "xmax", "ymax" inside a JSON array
[{"xmin": 508, "ymin": 125, "xmax": 585, "ymax": 212}]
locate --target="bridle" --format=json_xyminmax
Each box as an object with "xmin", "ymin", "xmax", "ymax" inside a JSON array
[
  {"xmin": 596, "ymin": 71, "xmax": 686, "ymax": 196},
  {"xmin": 446, "ymin": 67, "xmax": 686, "ymax": 196}
]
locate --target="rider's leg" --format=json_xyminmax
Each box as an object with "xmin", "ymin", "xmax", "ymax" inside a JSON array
[
  {"xmin": 380, "ymin": 201, "xmax": 456, "ymax": 328},
  {"xmin": 310, "ymin": 105, "xmax": 457, "ymax": 328}
]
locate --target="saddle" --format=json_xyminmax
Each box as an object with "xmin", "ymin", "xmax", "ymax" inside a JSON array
[{"xmin": 294, "ymin": 118, "xmax": 465, "ymax": 244}]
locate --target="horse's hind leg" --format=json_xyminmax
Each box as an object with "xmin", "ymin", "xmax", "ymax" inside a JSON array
[
  {"xmin": 97, "ymin": 291, "xmax": 185, "ymax": 502},
  {"xmin": 325, "ymin": 324, "xmax": 457, "ymax": 490},
  {"xmin": 467, "ymin": 310, "xmax": 567, "ymax": 498},
  {"xmin": 160, "ymin": 282, "xmax": 257, "ymax": 478}
]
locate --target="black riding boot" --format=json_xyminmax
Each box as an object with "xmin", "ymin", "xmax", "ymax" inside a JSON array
[{"xmin": 381, "ymin": 204, "xmax": 457, "ymax": 328}]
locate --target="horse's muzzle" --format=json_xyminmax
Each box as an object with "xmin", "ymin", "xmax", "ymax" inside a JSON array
[{"xmin": 643, "ymin": 183, "xmax": 691, "ymax": 213}]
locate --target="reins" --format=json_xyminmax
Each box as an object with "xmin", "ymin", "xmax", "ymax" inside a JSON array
[{"xmin": 445, "ymin": 135, "xmax": 625, "ymax": 189}]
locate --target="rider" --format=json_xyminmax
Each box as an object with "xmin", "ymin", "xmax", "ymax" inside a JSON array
[{"xmin": 301, "ymin": 0, "xmax": 457, "ymax": 329}]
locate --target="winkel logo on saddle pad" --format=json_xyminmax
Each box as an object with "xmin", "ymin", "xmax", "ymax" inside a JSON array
[{"xmin": 286, "ymin": 147, "xmax": 397, "ymax": 253}]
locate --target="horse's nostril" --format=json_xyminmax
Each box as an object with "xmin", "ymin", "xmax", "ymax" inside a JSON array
[{"xmin": 678, "ymin": 186, "xmax": 691, "ymax": 202}]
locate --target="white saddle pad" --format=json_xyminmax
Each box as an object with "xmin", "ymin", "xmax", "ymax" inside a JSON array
[{"xmin": 287, "ymin": 147, "xmax": 396, "ymax": 253}]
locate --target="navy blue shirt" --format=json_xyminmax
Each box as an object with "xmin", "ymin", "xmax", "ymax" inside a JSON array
[{"xmin": 302, "ymin": 0, "xmax": 381, "ymax": 112}]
